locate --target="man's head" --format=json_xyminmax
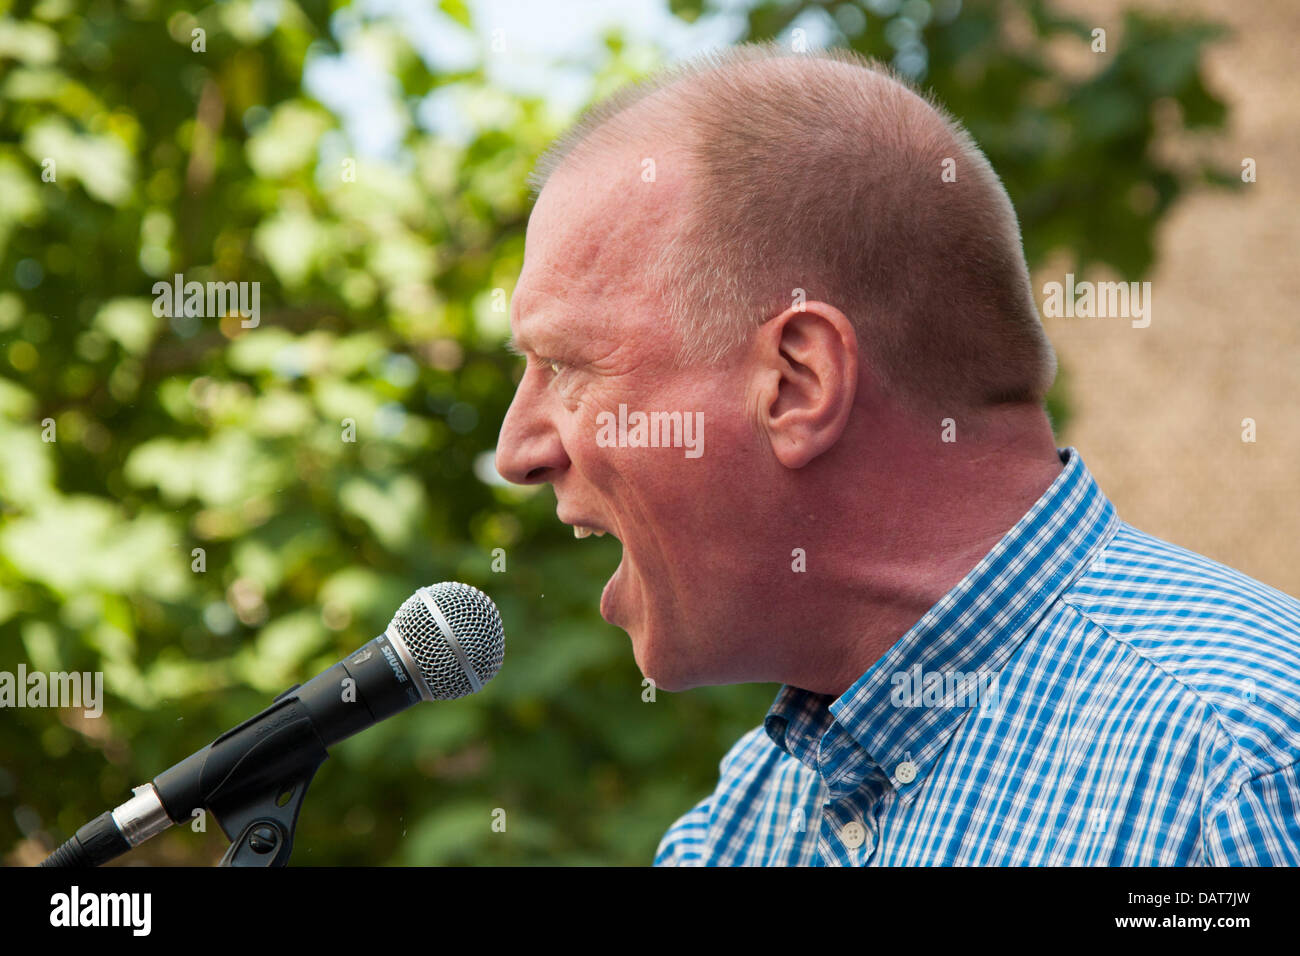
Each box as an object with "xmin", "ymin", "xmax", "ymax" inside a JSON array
[{"xmin": 496, "ymin": 43, "xmax": 1060, "ymax": 693}]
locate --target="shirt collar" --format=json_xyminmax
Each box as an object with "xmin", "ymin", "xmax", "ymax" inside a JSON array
[{"xmin": 763, "ymin": 446, "xmax": 1119, "ymax": 798}]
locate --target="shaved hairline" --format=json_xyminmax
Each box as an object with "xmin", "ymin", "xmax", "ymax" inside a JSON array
[
  {"xmin": 527, "ymin": 42, "xmax": 1057, "ymax": 416},
  {"xmin": 530, "ymin": 44, "xmax": 925, "ymax": 195}
]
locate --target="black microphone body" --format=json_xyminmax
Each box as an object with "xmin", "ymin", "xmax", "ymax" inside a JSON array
[
  {"xmin": 40, "ymin": 582, "xmax": 505, "ymax": 867},
  {"xmin": 152, "ymin": 631, "xmax": 421, "ymax": 830}
]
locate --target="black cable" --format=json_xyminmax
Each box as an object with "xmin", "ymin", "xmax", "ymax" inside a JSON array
[{"xmin": 39, "ymin": 812, "xmax": 131, "ymax": 867}]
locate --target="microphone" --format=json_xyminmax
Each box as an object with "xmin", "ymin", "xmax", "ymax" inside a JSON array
[{"xmin": 40, "ymin": 581, "xmax": 505, "ymax": 867}]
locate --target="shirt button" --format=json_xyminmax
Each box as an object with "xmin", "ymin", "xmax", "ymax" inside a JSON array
[
  {"xmin": 840, "ymin": 821, "xmax": 866, "ymax": 849},
  {"xmin": 895, "ymin": 760, "xmax": 918, "ymax": 784}
]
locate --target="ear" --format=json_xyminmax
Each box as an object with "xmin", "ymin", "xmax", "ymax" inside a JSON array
[{"xmin": 752, "ymin": 302, "xmax": 859, "ymax": 469}]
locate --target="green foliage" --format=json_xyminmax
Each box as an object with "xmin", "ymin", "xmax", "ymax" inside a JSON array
[{"xmin": 0, "ymin": 0, "xmax": 1229, "ymax": 865}]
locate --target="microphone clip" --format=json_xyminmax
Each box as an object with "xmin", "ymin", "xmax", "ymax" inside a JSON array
[{"xmin": 215, "ymin": 757, "xmax": 325, "ymax": 867}]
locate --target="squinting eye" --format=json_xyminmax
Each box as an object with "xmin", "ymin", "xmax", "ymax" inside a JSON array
[{"xmin": 548, "ymin": 359, "xmax": 563, "ymax": 376}]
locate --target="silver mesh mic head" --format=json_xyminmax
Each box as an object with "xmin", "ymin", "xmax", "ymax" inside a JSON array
[{"xmin": 387, "ymin": 582, "xmax": 504, "ymax": 701}]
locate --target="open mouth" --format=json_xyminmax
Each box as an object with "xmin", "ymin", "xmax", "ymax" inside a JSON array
[
  {"xmin": 559, "ymin": 513, "xmax": 619, "ymax": 542},
  {"xmin": 557, "ymin": 514, "xmax": 629, "ymax": 625}
]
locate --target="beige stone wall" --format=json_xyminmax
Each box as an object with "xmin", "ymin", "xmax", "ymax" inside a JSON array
[{"xmin": 1044, "ymin": 0, "xmax": 1300, "ymax": 597}]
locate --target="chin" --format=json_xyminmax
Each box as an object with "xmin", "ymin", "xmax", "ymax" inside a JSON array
[
  {"xmin": 632, "ymin": 635, "xmax": 696, "ymax": 693},
  {"xmin": 645, "ymin": 672, "xmax": 692, "ymax": 693}
]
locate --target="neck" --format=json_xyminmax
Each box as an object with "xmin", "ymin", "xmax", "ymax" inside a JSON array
[{"xmin": 767, "ymin": 404, "xmax": 1064, "ymax": 697}]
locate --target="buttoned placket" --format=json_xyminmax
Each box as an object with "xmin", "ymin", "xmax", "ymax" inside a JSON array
[{"xmin": 815, "ymin": 720, "xmax": 892, "ymax": 865}]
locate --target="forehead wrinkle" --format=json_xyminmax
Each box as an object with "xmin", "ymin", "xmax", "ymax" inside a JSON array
[
  {"xmin": 511, "ymin": 263, "xmax": 580, "ymax": 349},
  {"xmin": 511, "ymin": 296, "xmax": 587, "ymax": 358}
]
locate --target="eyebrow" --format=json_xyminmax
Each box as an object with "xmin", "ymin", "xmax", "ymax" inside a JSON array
[{"xmin": 505, "ymin": 324, "xmax": 567, "ymax": 359}]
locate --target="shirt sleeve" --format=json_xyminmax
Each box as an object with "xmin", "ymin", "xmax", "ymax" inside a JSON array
[
  {"xmin": 653, "ymin": 793, "xmax": 713, "ymax": 866},
  {"xmin": 1203, "ymin": 760, "xmax": 1300, "ymax": 865},
  {"xmin": 653, "ymin": 726, "xmax": 768, "ymax": 866}
]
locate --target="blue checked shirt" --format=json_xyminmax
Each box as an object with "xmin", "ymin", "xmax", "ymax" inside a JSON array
[{"xmin": 654, "ymin": 447, "xmax": 1300, "ymax": 866}]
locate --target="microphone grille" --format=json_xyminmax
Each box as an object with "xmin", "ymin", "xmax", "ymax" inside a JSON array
[{"xmin": 389, "ymin": 582, "xmax": 505, "ymax": 700}]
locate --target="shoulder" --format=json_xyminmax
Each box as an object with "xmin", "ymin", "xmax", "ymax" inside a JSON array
[
  {"xmin": 1060, "ymin": 520, "xmax": 1300, "ymax": 792},
  {"xmin": 719, "ymin": 725, "xmax": 782, "ymax": 777},
  {"xmin": 653, "ymin": 725, "xmax": 796, "ymax": 866}
]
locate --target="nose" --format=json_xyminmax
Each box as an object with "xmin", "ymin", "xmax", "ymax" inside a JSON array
[{"xmin": 495, "ymin": 372, "xmax": 570, "ymax": 485}]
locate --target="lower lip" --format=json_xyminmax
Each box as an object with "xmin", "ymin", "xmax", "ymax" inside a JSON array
[{"xmin": 600, "ymin": 555, "xmax": 628, "ymax": 625}]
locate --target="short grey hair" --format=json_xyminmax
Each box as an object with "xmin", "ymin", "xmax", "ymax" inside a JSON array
[{"xmin": 529, "ymin": 42, "xmax": 1056, "ymax": 414}]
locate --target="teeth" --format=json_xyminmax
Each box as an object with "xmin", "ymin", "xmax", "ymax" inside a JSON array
[{"xmin": 572, "ymin": 525, "xmax": 607, "ymax": 539}]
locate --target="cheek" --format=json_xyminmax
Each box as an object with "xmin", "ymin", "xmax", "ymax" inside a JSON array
[{"xmin": 566, "ymin": 375, "xmax": 758, "ymax": 515}]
